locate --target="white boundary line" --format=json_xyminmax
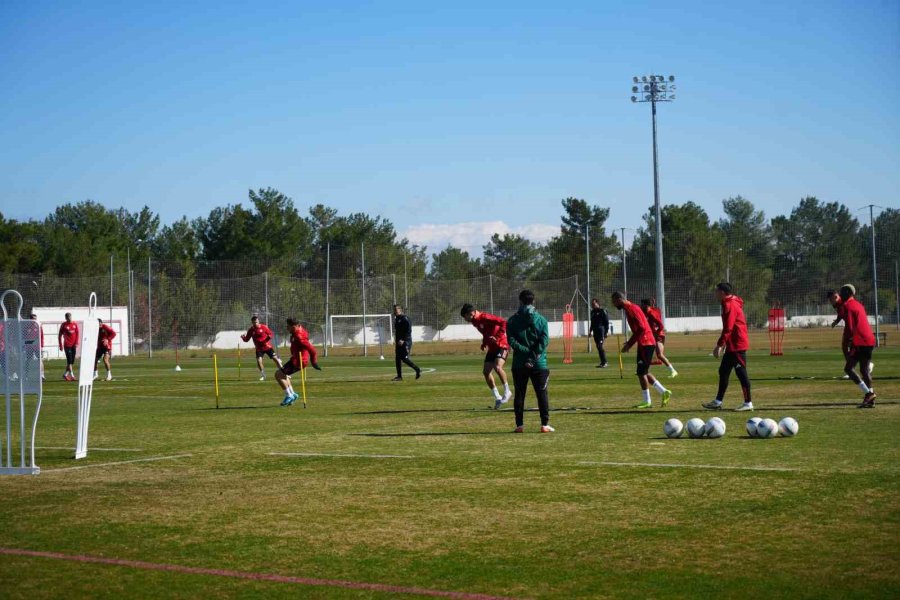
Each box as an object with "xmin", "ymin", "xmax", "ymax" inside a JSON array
[
  {"xmin": 44, "ymin": 454, "xmax": 193, "ymax": 473},
  {"xmin": 38, "ymin": 446, "xmax": 143, "ymax": 452},
  {"xmin": 578, "ymin": 461, "xmax": 798, "ymax": 472},
  {"xmin": 269, "ymin": 452, "xmax": 415, "ymax": 459}
]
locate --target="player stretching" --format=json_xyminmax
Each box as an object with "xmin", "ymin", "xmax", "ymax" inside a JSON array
[
  {"xmin": 460, "ymin": 303, "xmax": 512, "ymax": 409},
  {"xmin": 703, "ymin": 283, "xmax": 753, "ymax": 412},
  {"xmin": 58, "ymin": 312, "xmax": 79, "ymax": 381},
  {"xmin": 827, "ymin": 289, "xmax": 873, "ymax": 378},
  {"xmin": 612, "ymin": 292, "xmax": 672, "ymax": 409},
  {"xmin": 588, "ymin": 298, "xmax": 609, "ymax": 368},
  {"xmin": 640, "ymin": 298, "xmax": 677, "ymax": 377},
  {"xmin": 392, "ymin": 304, "xmax": 421, "ymax": 381},
  {"xmin": 838, "ymin": 284, "xmax": 877, "ymax": 408},
  {"xmin": 93, "ymin": 318, "xmax": 116, "ymax": 381},
  {"xmin": 276, "ymin": 318, "xmax": 321, "ymax": 406},
  {"xmin": 241, "ymin": 315, "xmax": 284, "ymax": 381}
]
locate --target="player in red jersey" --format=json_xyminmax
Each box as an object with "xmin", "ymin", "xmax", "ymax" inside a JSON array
[
  {"xmin": 838, "ymin": 284, "xmax": 877, "ymax": 408},
  {"xmin": 703, "ymin": 283, "xmax": 753, "ymax": 412},
  {"xmin": 241, "ymin": 315, "xmax": 284, "ymax": 381},
  {"xmin": 275, "ymin": 318, "xmax": 321, "ymax": 406},
  {"xmin": 93, "ymin": 319, "xmax": 117, "ymax": 381},
  {"xmin": 640, "ymin": 298, "xmax": 678, "ymax": 377},
  {"xmin": 827, "ymin": 289, "xmax": 873, "ymax": 378},
  {"xmin": 611, "ymin": 291, "xmax": 672, "ymax": 409},
  {"xmin": 29, "ymin": 313, "xmax": 45, "ymax": 381},
  {"xmin": 461, "ymin": 303, "xmax": 513, "ymax": 409},
  {"xmin": 57, "ymin": 312, "xmax": 79, "ymax": 381}
]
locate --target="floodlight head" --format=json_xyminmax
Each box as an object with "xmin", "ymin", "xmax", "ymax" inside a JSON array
[
  {"xmin": 631, "ymin": 96, "xmax": 637, "ymax": 102},
  {"xmin": 632, "ymin": 86, "xmax": 638, "ymax": 93},
  {"xmin": 642, "ymin": 76, "xmax": 648, "ymax": 82},
  {"xmin": 643, "ymin": 84, "xmax": 650, "ymax": 91},
  {"xmin": 669, "ymin": 94, "xmax": 675, "ymax": 100},
  {"xmin": 633, "ymin": 76, "xmax": 639, "ymax": 83},
  {"xmin": 669, "ymin": 75, "xmax": 675, "ymax": 82},
  {"xmin": 645, "ymin": 94, "xmax": 652, "ymax": 100}
]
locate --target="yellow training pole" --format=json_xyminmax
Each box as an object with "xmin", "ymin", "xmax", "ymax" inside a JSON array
[
  {"xmin": 214, "ymin": 354, "xmax": 220, "ymax": 409},
  {"xmin": 616, "ymin": 334, "xmax": 624, "ymax": 380},
  {"xmin": 300, "ymin": 363, "xmax": 308, "ymax": 408}
]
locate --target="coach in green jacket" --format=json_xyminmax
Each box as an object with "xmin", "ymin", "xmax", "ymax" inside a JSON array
[{"xmin": 507, "ymin": 289, "xmax": 553, "ymax": 433}]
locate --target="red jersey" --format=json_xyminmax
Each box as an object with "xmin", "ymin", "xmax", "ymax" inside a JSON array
[
  {"xmin": 717, "ymin": 294, "xmax": 749, "ymax": 352},
  {"xmin": 843, "ymin": 297, "xmax": 876, "ymax": 347},
  {"xmin": 623, "ymin": 302, "xmax": 656, "ymax": 347},
  {"xmin": 241, "ymin": 323, "xmax": 274, "ymax": 352},
  {"xmin": 289, "ymin": 324, "xmax": 318, "ymax": 368},
  {"xmin": 59, "ymin": 321, "xmax": 79, "ymax": 348},
  {"xmin": 470, "ymin": 312, "xmax": 509, "ymax": 351},
  {"xmin": 98, "ymin": 323, "xmax": 117, "ymax": 350},
  {"xmin": 644, "ymin": 306, "xmax": 666, "ymax": 339}
]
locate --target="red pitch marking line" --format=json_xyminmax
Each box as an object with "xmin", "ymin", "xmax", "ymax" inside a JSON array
[
  {"xmin": 43, "ymin": 454, "xmax": 193, "ymax": 473},
  {"xmin": 0, "ymin": 548, "xmax": 521, "ymax": 600}
]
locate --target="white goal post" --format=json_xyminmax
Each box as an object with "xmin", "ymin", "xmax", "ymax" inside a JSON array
[{"xmin": 329, "ymin": 314, "xmax": 393, "ymax": 358}]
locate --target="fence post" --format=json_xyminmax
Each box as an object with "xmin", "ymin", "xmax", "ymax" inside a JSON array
[
  {"xmin": 489, "ymin": 275, "xmax": 494, "ymax": 315},
  {"xmin": 148, "ymin": 255, "xmax": 152, "ymax": 358},
  {"xmin": 361, "ymin": 243, "xmax": 368, "ymax": 357},
  {"xmin": 325, "ymin": 242, "xmax": 331, "ymax": 353}
]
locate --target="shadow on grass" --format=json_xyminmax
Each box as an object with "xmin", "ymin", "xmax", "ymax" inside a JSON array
[
  {"xmin": 347, "ymin": 405, "xmax": 594, "ymax": 415},
  {"xmin": 349, "ymin": 431, "xmax": 512, "ymax": 437},
  {"xmin": 194, "ymin": 405, "xmax": 281, "ymax": 411},
  {"xmin": 753, "ymin": 376, "xmax": 900, "ymax": 381}
]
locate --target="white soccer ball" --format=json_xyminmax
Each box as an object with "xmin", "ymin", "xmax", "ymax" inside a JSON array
[
  {"xmin": 778, "ymin": 417, "xmax": 799, "ymax": 437},
  {"xmin": 686, "ymin": 418, "xmax": 706, "ymax": 439},
  {"xmin": 756, "ymin": 418, "xmax": 778, "ymax": 439},
  {"xmin": 663, "ymin": 418, "xmax": 684, "ymax": 438},
  {"xmin": 705, "ymin": 417, "xmax": 726, "ymax": 438},
  {"xmin": 746, "ymin": 417, "xmax": 762, "ymax": 438}
]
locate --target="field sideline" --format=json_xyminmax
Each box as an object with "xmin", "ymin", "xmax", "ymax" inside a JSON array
[{"xmin": 0, "ymin": 329, "xmax": 898, "ymax": 599}]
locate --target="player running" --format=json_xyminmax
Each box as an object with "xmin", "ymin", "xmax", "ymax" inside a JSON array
[
  {"xmin": 827, "ymin": 289, "xmax": 873, "ymax": 378},
  {"xmin": 460, "ymin": 303, "xmax": 512, "ymax": 409},
  {"xmin": 703, "ymin": 283, "xmax": 753, "ymax": 412},
  {"xmin": 837, "ymin": 284, "xmax": 877, "ymax": 408},
  {"xmin": 612, "ymin": 291, "xmax": 672, "ymax": 409},
  {"xmin": 241, "ymin": 315, "xmax": 284, "ymax": 381},
  {"xmin": 93, "ymin": 318, "xmax": 116, "ymax": 381},
  {"xmin": 588, "ymin": 298, "xmax": 610, "ymax": 368},
  {"xmin": 58, "ymin": 312, "xmax": 79, "ymax": 381},
  {"xmin": 640, "ymin": 298, "xmax": 678, "ymax": 377},
  {"xmin": 276, "ymin": 318, "xmax": 321, "ymax": 407}
]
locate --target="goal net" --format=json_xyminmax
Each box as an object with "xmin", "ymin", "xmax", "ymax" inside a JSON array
[{"xmin": 328, "ymin": 314, "xmax": 393, "ymax": 357}]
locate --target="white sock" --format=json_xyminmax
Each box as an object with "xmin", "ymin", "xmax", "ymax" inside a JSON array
[
  {"xmin": 287, "ymin": 385, "xmax": 295, "ymax": 395},
  {"xmin": 668, "ymin": 364, "xmax": 676, "ymax": 372},
  {"xmin": 504, "ymin": 383, "xmax": 510, "ymax": 393},
  {"xmin": 857, "ymin": 382, "xmax": 871, "ymax": 393},
  {"xmin": 491, "ymin": 387, "xmax": 501, "ymax": 400},
  {"xmin": 652, "ymin": 380, "xmax": 668, "ymax": 394},
  {"xmin": 712, "ymin": 399, "xmax": 723, "ymax": 405},
  {"xmin": 642, "ymin": 389, "xmax": 651, "ymax": 404}
]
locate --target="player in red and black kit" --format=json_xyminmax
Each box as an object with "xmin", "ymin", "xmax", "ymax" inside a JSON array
[
  {"xmin": 827, "ymin": 289, "xmax": 873, "ymax": 379},
  {"xmin": 58, "ymin": 312, "xmax": 79, "ymax": 381},
  {"xmin": 94, "ymin": 318, "xmax": 117, "ymax": 381},
  {"xmin": 640, "ymin": 297, "xmax": 678, "ymax": 378},
  {"xmin": 461, "ymin": 303, "xmax": 512, "ymax": 409},
  {"xmin": 611, "ymin": 291, "xmax": 672, "ymax": 409},
  {"xmin": 275, "ymin": 318, "xmax": 321, "ymax": 406},
  {"xmin": 703, "ymin": 282, "xmax": 753, "ymax": 411},
  {"xmin": 241, "ymin": 315, "xmax": 284, "ymax": 381},
  {"xmin": 838, "ymin": 284, "xmax": 877, "ymax": 408}
]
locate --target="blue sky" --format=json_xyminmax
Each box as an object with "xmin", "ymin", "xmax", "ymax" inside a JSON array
[{"xmin": 1, "ymin": 1, "xmax": 898, "ymax": 252}]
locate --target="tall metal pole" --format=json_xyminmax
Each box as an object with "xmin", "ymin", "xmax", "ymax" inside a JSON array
[
  {"xmin": 585, "ymin": 225, "xmax": 591, "ymax": 350},
  {"xmin": 325, "ymin": 242, "xmax": 331, "ymax": 352},
  {"xmin": 895, "ymin": 260, "xmax": 899, "ymax": 331},
  {"xmin": 361, "ymin": 243, "xmax": 368, "ymax": 357},
  {"xmin": 392, "ymin": 274, "xmax": 397, "ymax": 306},
  {"xmin": 109, "ymin": 255, "xmax": 114, "ymax": 323},
  {"xmin": 650, "ymin": 99, "xmax": 666, "ymax": 321},
  {"xmin": 489, "ymin": 274, "xmax": 494, "ymax": 315},
  {"xmin": 264, "ymin": 272, "xmax": 269, "ymax": 325},
  {"xmin": 620, "ymin": 227, "xmax": 628, "ymax": 337},
  {"xmin": 403, "ymin": 252, "xmax": 409, "ymax": 309},
  {"xmin": 869, "ymin": 205, "xmax": 880, "ymax": 344},
  {"xmin": 148, "ymin": 255, "xmax": 152, "ymax": 358}
]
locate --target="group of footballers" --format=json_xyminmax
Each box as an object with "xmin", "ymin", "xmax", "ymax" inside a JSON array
[{"xmin": 52, "ymin": 312, "xmax": 117, "ymax": 382}]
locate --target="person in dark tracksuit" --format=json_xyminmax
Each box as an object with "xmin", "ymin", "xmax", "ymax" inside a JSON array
[
  {"xmin": 588, "ymin": 298, "xmax": 609, "ymax": 368},
  {"xmin": 392, "ymin": 304, "xmax": 421, "ymax": 381},
  {"xmin": 507, "ymin": 289, "xmax": 553, "ymax": 433}
]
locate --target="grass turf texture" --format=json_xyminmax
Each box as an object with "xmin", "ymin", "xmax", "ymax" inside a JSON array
[{"xmin": 1, "ymin": 330, "xmax": 898, "ymax": 599}]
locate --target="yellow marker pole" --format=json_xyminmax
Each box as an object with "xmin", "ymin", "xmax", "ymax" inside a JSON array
[
  {"xmin": 214, "ymin": 353, "xmax": 220, "ymax": 409},
  {"xmin": 300, "ymin": 363, "xmax": 308, "ymax": 408},
  {"xmin": 616, "ymin": 334, "xmax": 624, "ymax": 379},
  {"xmin": 237, "ymin": 344, "xmax": 241, "ymax": 381}
]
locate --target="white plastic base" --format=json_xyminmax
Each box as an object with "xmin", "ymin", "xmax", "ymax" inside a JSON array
[
  {"xmin": 175, "ymin": 365, "xmax": 182, "ymax": 372},
  {"xmin": 0, "ymin": 467, "xmax": 40, "ymax": 475}
]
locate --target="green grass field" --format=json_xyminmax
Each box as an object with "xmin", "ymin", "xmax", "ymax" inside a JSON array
[{"xmin": 1, "ymin": 330, "xmax": 898, "ymax": 599}]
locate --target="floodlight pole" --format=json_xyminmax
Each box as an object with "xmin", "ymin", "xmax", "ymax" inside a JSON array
[
  {"xmin": 585, "ymin": 224, "xmax": 591, "ymax": 349},
  {"xmin": 867, "ymin": 204, "xmax": 880, "ymax": 344},
  {"xmin": 620, "ymin": 227, "xmax": 629, "ymax": 336},
  {"xmin": 632, "ymin": 74, "xmax": 676, "ymax": 321}
]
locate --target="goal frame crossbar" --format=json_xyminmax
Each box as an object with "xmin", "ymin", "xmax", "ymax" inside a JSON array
[{"xmin": 328, "ymin": 314, "xmax": 394, "ymax": 357}]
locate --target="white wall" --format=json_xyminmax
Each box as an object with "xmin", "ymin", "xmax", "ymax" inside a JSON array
[{"xmin": 33, "ymin": 306, "xmax": 131, "ymax": 358}]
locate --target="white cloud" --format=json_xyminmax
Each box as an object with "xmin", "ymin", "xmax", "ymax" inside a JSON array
[{"xmin": 404, "ymin": 221, "xmax": 559, "ymax": 253}]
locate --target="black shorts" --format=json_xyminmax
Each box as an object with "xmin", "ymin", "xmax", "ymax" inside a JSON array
[
  {"xmin": 256, "ymin": 348, "xmax": 277, "ymax": 360},
  {"xmin": 95, "ymin": 347, "xmax": 110, "ymax": 362},
  {"xmin": 281, "ymin": 359, "xmax": 301, "ymax": 376},
  {"xmin": 636, "ymin": 345, "xmax": 655, "ymax": 376},
  {"xmin": 484, "ymin": 347, "xmax": 509, "ymax": 364},
  {"xmin": 64, "ymin": 346, "xmax": 77, "ymax": 365},
  {"xmin": 849, "ymin": 345, "xmax": 874, "ymax": 366}
]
